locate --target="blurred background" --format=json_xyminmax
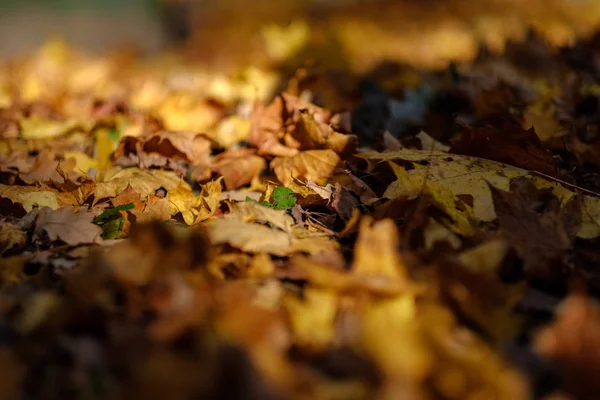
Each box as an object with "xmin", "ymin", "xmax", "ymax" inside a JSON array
[{"xmin": 2, "ymin": 0, "xmax": 600, "ymax": 71}]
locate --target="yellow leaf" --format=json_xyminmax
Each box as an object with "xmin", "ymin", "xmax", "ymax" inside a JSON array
[
  {"xmin": 261, "ymin": 19, "xmax": 310, "ymax": 61},
  {"xmin": 213, "ymin": 115, "xmax": 251, "ymax": 149},
  {"xmin": 168, "ymin": 180, "xmax": 200, "ymax": 225},
  {"xmin": 352, "ymin": 217, "xmax": 412, "ymax": 288},
  {"xmin": 271, "ymin": 149, "xmax": 342, "ymax": 187},
  {"xmin": 0, "ymin": 185, "xmax": 59, "ymax": 212},
  {"xmin": 94, "ymin": 128, "xmax": 118, "ymax": 170},
  {"xmin": 20, "ymin": 117, "xmax": 78, "ymax": 139},
  {"xmin": 357, "ymin": 149, "xmax": 600, "ymax": 238},
  {"xmin": 207, "ymin": 219, "xmax": 292, "ymax": 256},
  {"xmin": 362, "ymin": 295, "xmax": 433, "ymax": 380},
  {"xmin": 285, "ymin": 288, "xmax": 338, "ymax": 349},
  {"xmin": 63, "ymin": 151, "xmax": 98, "ymax": 175},
  {"xmin": 95, "ymin": 168, "xmax": 181, "ymax": 201},
  {"xmin": 194, "ymin": 178, "xmax": 223, "ymax": 223}
]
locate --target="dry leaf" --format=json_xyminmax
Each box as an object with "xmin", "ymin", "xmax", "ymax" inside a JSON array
[
  {"xmin": 271, "ymin": 149, "xmax": 342, "ymax": 187},
  {"xmin": 212, "ymin": 148, "xmax": 266, "ymax": 190},
  {"xmin": 207, "ymin": 219, "xmax": 292, "ymax": 256},
  {"xmin": 34, "ymin": 206, "xmax": 102, "ymax": 245}
]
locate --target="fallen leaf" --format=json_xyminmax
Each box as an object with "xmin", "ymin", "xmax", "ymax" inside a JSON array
[
  {"xmin": 0, "ymin": 223, "xmax": 26, "ymax": 255},
  {"xmin": 168, "ymin": 180, "xmax": 200, "ymax": 225},
  {"xmin": 352, "ymin": 217, "xmax": 412, "ymax": 290},
  {"xmin": 19, "ymin": 116, "xmax": 78, "ymax": 139},
  {"xmin": 271, "ymin": 149, "xmax": 342, "ymax": 187},
  {"xmin": 356, "ymin": 148, "xmax": 600, "ymax": 238},
  {"xmin": 534, "ymin": 291, "xmax": 600, "ymax": 399},
  {"xmin": 95, "ymin": 167, "xmax": 181, "ymax": 201},
  {"xmin": 212, "ymin": 148, "xmax": 266, "ymax": 190},
  {"xmin": 490, "ymin": 177, "xmax": 580, "ymax": 280},
  {"xmin": 0, "ymin": 185, "xmax": 59, "ymax": 212},
  {"xmin": 450, "ymin": 122, "xmax": 558, "ymax": 176},
  {"xmin": 207, "ymin": 219, "xmax": 292, "ymax": 256},
  {"xmin": 285, "ymin": 287, "xmax": 338, "ymax": 349},
  {"xmin": 34, "ymin": 206, "xmax": 103, "ymax": 245},
  {"xmin": 193, "ymin": 178, "xmax": 223, "ymax": 223},
  {"xmin": 115, "ymin": 130, "xmax": 211, "ymax": 166},
  {"xmin": 134, "ymin": 196, "xmax": 171, "ymax": 223},
  {"xmin": 226, "ymin": 201, "xmax": 295, "ymax": 233}
]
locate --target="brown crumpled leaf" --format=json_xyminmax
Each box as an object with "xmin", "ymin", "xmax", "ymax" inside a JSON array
[
  {"xmin": 271, "ymin": 149, "xmax": 342, "ymax": 187},
  {"xmin": 450, "ymin": 122, "xmax": 558, "ymax": 176},
  {"xmin": 115, "ymin": 130, "xmax": 211, "ymax": 166},
  {"xmin": 329, "ymin": 183, "xmax": 359, "ymax": 222},
  {"xmin": 489, "ymin": 177, "xmax": 581, "ymax": 280},
  {"xmin": 534, "ymin": 291, "xmax": 600, "ymax": 399},
  {"xmin": 250, "ymin": 92, "xmax": 357, "ymax": 157},
  {"xmin": 250, "ymin": 95, "xmax": 298, "ymax": 157},
  {"xmin": 212, "ymin": 148, "xmax": 266, "ymax": 190},
  {"xmin": 34, "ymin": 205, "xmax": 103, "ymax": 245},
  {"xmin": 294, "ymin": 110, "xmax": 357, "ymax": 156}
]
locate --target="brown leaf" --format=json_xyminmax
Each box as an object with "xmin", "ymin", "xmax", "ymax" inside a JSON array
[
  {"xmin": 115, "ymin": 130, "xmax": 211, "ymax": 166},
  {"xmin": 134, "ymin": 196, "xmax": 171, "ymax": 223},
  {"xmin": 534, "ymin": 291, "xmax": 600, "ymax": 399},
  {"xmin": 110, "ymin": 185, "xmax": 146, "ymax": 214},
  {"xmin": 330, "ymin": 183, "xmax": 359, "ymax": 222},
  {"xmin": 450, "ymin": 122, "xmax": 558, "ymax": 176},
  {"xmin": 250, "ymin": 96, "xmax": 298, "ymax": 157},
  {"xmin": 490, "ymin": 177, "xmax": 581, "ymax": 280},
  {"xmin": 212, "ymin": 148, "xmax": 266, "ymax": 190},
  {"xmin": 34, "ymin": 206, "xmax": 103, "ymax": 245}
]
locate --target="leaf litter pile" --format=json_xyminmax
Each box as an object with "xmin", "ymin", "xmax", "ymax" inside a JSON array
[{"xmin": 8, "ymin": 18, "xmax": 600, "ymax": 400}]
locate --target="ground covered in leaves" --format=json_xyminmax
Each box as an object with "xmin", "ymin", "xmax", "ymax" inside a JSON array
[{"xmin": 6, "ymin": 19, "xmax": 600, "ymax": 400}]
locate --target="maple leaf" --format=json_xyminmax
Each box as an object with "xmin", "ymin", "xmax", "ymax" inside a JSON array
[{"xmin": 34, "ymin": 206, "xmax": 103, "ymax": 245}]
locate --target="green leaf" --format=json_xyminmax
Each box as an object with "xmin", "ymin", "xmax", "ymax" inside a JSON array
[
  {"xmin": 100, "ymin": 217, "xmax": 125, "ymax": 240},
  {"xmin": 93, "ymin": 203, "xmax": 134, "ymax": 224},
  {"xmin": 272, "ymin": 186, "xmax": 296, "ymax": 210}
]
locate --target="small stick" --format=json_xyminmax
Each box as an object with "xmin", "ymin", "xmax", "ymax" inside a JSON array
[{"xmin": 528, "ymin": 170, "xmax": 600, "ymax": 198}]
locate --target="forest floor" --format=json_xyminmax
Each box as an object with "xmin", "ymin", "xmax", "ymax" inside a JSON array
[{"xmin": 3, "ymin": 5, "xmax": 600, "ymax": 399}]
